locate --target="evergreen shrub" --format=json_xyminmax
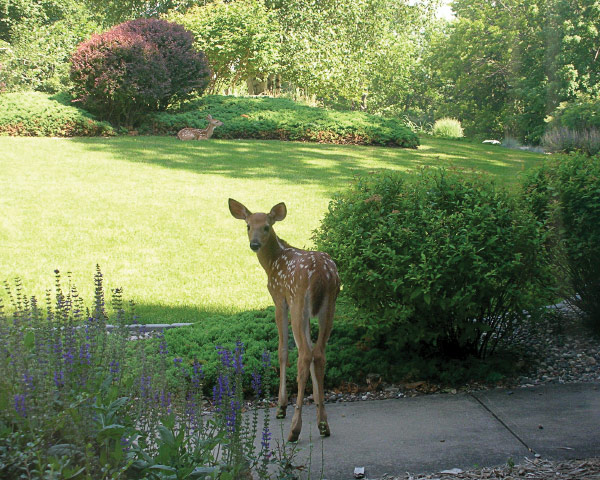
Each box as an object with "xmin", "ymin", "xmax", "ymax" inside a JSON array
[
  {"xmin": 313, "ymin": 168, "xmax": 550, "ymax": 361},
  {"xmin": 149, "ymin": 95, "xmax": 419, "ymax": 148},
  {"xmin": 0, "ymin": 91, "xmax": 114, "ymax": 136},
  {"xmin": 70, "ymin": 19, "xmax": 209, "ymax": 127},
  {"xmin": 522, "ymin": 154, "xmax": 600, "ymax": 328}
]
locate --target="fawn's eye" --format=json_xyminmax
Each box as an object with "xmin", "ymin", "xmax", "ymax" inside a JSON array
[{"xmin": 264, "ymin": 226, "xmax": 270, "ymax": 233}]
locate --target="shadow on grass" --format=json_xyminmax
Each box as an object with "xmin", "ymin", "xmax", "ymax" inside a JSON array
[
  {"xmin": 131, "ymin": 302, "xmax": 247, "ymax": 325},
  {"xmin": 68, "ymin": 135, "xmax": 545, "ymax": 191}
]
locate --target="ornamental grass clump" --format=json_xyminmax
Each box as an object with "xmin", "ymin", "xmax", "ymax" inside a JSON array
[
  {"xmin": 432, "ymin": 117, "xmax": 464, "ymax": 138},
  {"xmin": 314, "ymin": 168, "xmax": 551, "ymax": 364},
  {"xmin": 0, "ymin": 267, "xmax": 287, "ymax": 478}
]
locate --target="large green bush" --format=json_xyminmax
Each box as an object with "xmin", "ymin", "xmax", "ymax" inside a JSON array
[
  {"xmin": 522, "ymin": 154, "xmax": 600, "ymax": 328},
  {"xmin": 149, "ymin": 95, "xmax": 419, "ymax": 147},
  {"xmin": 0, "ymin": 91, "xmax": 114, "ymax": 136},
  {"xmin": 313, "ymin": 168, "xmax": 550, "ymax": 361}
]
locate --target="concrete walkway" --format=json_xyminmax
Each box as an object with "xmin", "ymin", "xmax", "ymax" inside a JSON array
[{"xmin": 265, "ymin": 383, "xmax": 600, "ymax": 479}]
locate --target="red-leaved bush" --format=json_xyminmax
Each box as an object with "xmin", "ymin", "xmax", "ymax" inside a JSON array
[{"xmin": 70, "ymin": 19, "xmax": 210, "ymax": 126}]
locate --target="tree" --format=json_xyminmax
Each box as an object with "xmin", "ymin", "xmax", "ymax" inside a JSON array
[
  {"xmin": 429, "ymin": 0, "xmax": 600, "ymax": 142},
  {"xmin": 168, "ymin": 0, "xmax": 281, "ymax": 94}
]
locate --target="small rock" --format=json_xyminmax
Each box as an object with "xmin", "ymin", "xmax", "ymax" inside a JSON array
[{"xmin": 440, "ymin": 468, "xmax": 463, "ymax": 475}]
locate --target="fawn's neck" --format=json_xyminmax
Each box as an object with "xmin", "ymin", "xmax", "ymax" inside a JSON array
[{"xmin": 257, "ymin": 232, "xmax": 286, "ymax": 277}]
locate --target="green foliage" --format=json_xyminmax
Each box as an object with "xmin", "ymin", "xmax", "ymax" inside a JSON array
[
  {"xmin": 0, "ymin": 1, "xmax": 99, "ymax": 93},
  {"xmin": 429, "ymin": 0, "xmax": 600, "ymax": 143},
  {"xmin": 432, "ymin": 117, "xmax": 464, "ymax": 138},
  {"xmin": 522, "ymin": 153, "xmax": 600, "ymax": 328},
  {"xmin": 0, "ymin": 91, "xmax": 114, "ymax": 136},
  {"xmin": 150, "ymin": 95, "xmax": 419, "ymax": 147},
  {"xmin": 167, "ymin": 0, "xmax": 281, "ymax": 94},
  {"xmin": 547, "ymin": 95, "xmax": 600, "ymax": 131},
  {"xmin": 314, "ymin": 168, "xmax": 550, "ymax": 361},
  {"xmin": 163, "ymin": 309, "xmax": 284, "ymax": 392}
]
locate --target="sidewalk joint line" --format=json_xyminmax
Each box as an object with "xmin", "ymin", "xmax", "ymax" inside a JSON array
[{"xmin": 470, "ymin": 393, "xmax": 536, "ymax": 455}]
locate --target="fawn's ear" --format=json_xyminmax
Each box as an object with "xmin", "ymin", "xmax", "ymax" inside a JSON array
[
  {"xmin": 269, "ymin": 202, "xmax": 287, "ymax": 223},
  {"xmin": 207, "ymin": 114, "xmax": 213, "ymax": 120},
  {"xmin": 229, "ymin": 198, "xmax": 251, "ymax": 220}
]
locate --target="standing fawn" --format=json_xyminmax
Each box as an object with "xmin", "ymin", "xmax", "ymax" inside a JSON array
[
  {"xmin": 228, "ymin": 199, "xmax": 340, "ymax": 442},
  {"xmin": 177, "ymin": 114, "xmax": 223, "ymax": 141}
]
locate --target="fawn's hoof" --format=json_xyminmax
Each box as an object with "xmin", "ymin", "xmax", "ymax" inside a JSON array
[
  {"xmin": 318, "ymin": 421, "xmax": 331, "ymax": 437},
  {"xmin": 287, "ymin": 430, "xmax": 300, "ymax": 443},
  {"xmin": 276, "ymin": 405, "xmax": 286, "ymax": 419}
]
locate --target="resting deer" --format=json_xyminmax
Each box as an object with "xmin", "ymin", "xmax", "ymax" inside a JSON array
[
  {"xmin": 228, "ymin": 199, "xmax": 340, "ymax": 442},
  {"xmin": 177, "ymin": 115, "xmax": 223, "ymax": 141}
]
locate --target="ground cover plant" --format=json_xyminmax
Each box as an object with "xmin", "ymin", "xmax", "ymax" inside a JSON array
[
  {"xmin": 0, "ymin": 269, "xmax": 299, "ymax": 479},
  {"xmin": 0, "ymin": 92, "xmax": 113, "ymax": 137},
  {"xmin": 148, "ymin": 95, "xmax": 419, "ymax": 148},
  {"xmin": 0, "ymin": 135, "xmax": 545, "ymax": 324}
]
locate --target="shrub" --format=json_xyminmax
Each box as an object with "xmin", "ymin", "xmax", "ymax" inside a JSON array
[
  {"xmin": 548, "ymin": 96, "xmax": 600, "ymax": 131},
  {"xmin": 313, "ymin": 168, "xmax": 550, "ymax": 361},
  {"xmin": 541, "ymin": 126, "xmax": 600, "ymax": 156},
  {"xmin": 70, "ymin": 19, "xmax": 209, "ymax": 127},
  {"xmin": 149, "ymin": 95, "xmax": 420, "ymax": 147},
  {"xmin": 522, "ymin": 154, "xmax": 600, "ymax": 329},
  {"xmin": 432, "ymin": 117, "xmax": 464, "ymax": 138},
  {"xmin": 0, "ymin": 91, "xmax": 114, "ymax": 136}
]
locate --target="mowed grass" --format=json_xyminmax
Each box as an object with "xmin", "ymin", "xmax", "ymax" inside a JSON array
[{"xmin": 0, "ymin": 135, "xmax": 545, "ymax": 323}]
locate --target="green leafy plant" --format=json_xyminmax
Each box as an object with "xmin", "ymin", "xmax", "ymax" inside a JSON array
[
  {"xmin": 314, "ymin": 168, "xmax": 550, "ymax": 362},
  {"xmin": 0, "ymin": 269, "xmax": 296, "ymax": 478},
  {"xmin": 522, "ymin": 153, "xmax": 600, "ymax": 329}
]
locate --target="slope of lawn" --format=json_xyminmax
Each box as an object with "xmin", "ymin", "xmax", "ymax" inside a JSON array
[{"xmin": 0, "ymin": 135, "xmax": 545, "ymax": 324}]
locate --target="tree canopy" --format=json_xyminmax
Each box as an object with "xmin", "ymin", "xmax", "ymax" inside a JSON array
[{"xmin": 1, "ymin": 0, "xmax": 598, "ymax": 142}]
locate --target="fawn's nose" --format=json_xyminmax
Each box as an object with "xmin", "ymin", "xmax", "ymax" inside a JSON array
[{"xmin": 250, "ymin": 241, "xmax": 261, "ymax": 252}]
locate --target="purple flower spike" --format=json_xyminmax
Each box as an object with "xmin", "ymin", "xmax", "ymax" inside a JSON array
[
  {"xmin": 54, "ymin": 370, "xmax": 65, "ymax": 388},
  {"xmin": 251, "ymin": 370, "xmax": 262, "ymax": 397},
  {"xmin": 14, "ymin": 394, "xmax": 26, "ymax": 418},
  {"xmin": 261, "ymin": 425, "xmax": 272, "ymax": 451},
  {"xmin": 261, "ymin": 349, "xmax": 271, "ymax": 369}
]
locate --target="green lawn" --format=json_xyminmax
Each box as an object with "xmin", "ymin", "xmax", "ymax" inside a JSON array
[{"xmin": 0, "ymin": 135, "xmax": 545, "ymax": 323}]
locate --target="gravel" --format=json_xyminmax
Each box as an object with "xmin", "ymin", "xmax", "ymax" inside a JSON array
[{"xmin": 384, "ymin": 457, "xmax": 600, "ymax": 480}]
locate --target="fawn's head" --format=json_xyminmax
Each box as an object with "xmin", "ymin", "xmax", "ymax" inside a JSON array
[
  {"xmin": 207, "ymin": 114, "xmax": 223, "ymax": 127},
  {"xmin": 228, "ymin": 198, "xmax": 286, "ymax": 252}
]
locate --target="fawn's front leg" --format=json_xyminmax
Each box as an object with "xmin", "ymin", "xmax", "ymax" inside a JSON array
[{"xmin": 275, "ymin": 301, "xmax": 289, "ymax": 419}]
